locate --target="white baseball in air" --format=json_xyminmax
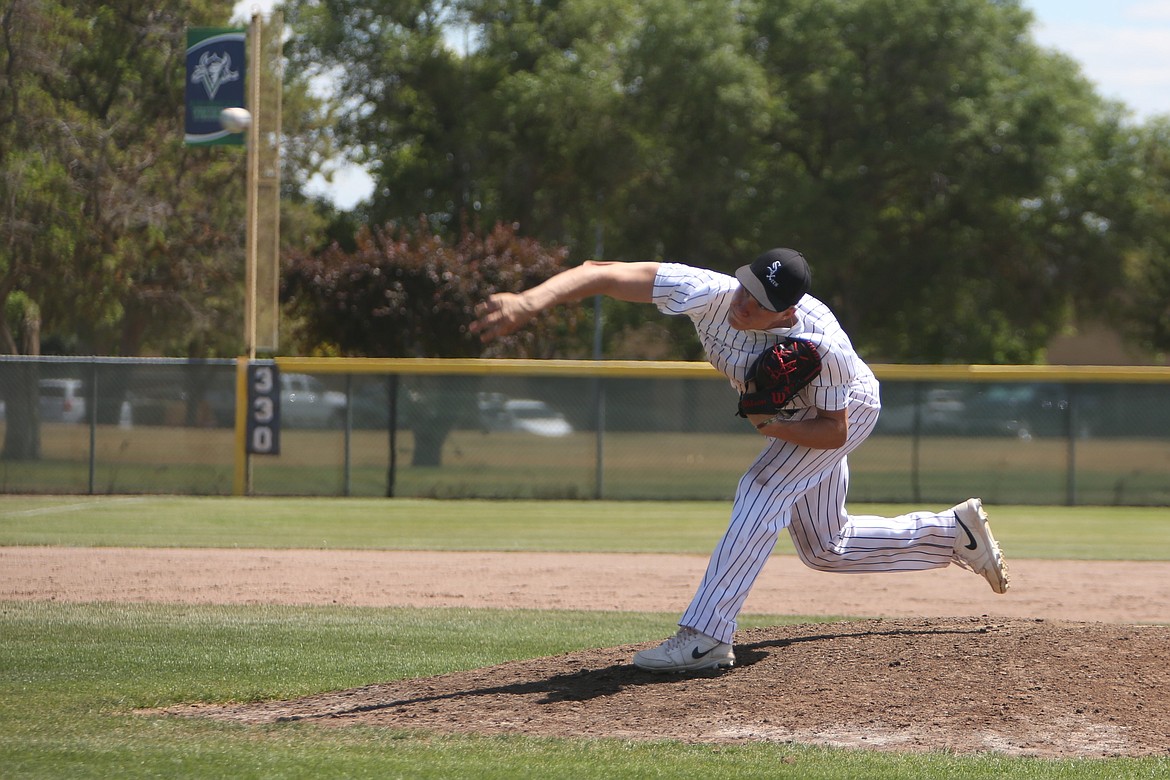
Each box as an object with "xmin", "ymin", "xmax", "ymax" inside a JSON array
[{"xmin": 219, "ymin": 107, "xmax": 252, "ymax": 133}]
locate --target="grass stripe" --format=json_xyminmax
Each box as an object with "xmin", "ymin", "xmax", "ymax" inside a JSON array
[{"xmin": 1, "ymin": 497, "xmax": 1168, "ymax": 560}]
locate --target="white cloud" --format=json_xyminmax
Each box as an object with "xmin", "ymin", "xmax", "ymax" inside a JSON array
[{"xmin": 1126, "ymin": 1, "xmax": 1170, "ymax": 21}]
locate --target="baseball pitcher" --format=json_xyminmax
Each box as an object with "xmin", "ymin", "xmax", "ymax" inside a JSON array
[{"xmin": 471, "ymin": 248, "xmax": 1009, "ymax": 673}]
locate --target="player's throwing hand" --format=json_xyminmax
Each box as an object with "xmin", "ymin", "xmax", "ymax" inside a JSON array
[{"xmin": 470, "ymin": 292, "xmax": 534, "ymax": 342}]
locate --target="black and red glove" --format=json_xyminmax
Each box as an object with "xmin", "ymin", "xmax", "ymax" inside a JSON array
[{"xmin": 736, "ymin": 338, "xmax": 822, "ymax": 418}]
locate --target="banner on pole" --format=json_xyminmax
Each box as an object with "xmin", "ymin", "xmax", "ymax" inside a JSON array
[{"xmin": 185, "ymin": 28, "xmax": 246, "ymax": 146}]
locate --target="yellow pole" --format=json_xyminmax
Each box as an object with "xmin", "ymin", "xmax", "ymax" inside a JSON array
[
  {"xmin": 232, "ymin": 358, "xmax": 250, "ymax": 496},
  {"xmin": 235, "ymin": 13, "xmax": 263, "ymax": 495}
]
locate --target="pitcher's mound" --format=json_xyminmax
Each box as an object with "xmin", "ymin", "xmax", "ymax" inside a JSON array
[{"xmin": 163, "ymin": 617, "xmax": 1170, "ymax": 757}]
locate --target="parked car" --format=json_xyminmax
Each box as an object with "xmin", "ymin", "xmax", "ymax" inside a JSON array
[
  {"xmin": 280, "ymin": 373, "xmax": 348, "ymax": 428},
  {"xmin": 971, "ymin": 384, "xmax": 1098, "ymax": 439},
  {"xmin": 874, "ymin": 383, "xmax": 1096, "ymax": 439},
  {"xmin": 32, "ymin": 379, "xmax": 132, "ymax": 426},
  {"xmin": 503, "ymin": 399, "xmax": 573, "ymax": 436},
  {"xmin": 478, "ymin": 393, "xmax": 572, "ymax": 437},
  {"xmin": 38, "ymin": 378, "xmax": 87, "ymax": 423}
]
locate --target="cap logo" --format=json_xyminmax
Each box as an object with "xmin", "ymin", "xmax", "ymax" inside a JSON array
[{"xmin": 765, "ymin": 260, "xmax": 784, "ymax": 289}]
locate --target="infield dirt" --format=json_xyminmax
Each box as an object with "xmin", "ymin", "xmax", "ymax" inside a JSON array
[{"xmin": 5, "ymin": 547, "xmax": 1170, "ymax": 757}]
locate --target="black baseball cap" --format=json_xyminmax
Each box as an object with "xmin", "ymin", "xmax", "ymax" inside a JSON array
[{"xmin": 734, "ymin": 248, "xmax": 812, "ymax": 311}]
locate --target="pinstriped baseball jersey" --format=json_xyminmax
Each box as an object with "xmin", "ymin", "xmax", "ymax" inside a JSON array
[
  {"xmin": 652, "ymin": 262, "xmax": 961, "ymax": 645},
  {"xmin": 653, "ymin": 262, "xmax": 878, "ymax": 408}
]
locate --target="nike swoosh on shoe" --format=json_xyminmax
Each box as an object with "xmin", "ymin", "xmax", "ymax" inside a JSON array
[{"xmin": 955, "ymin": 515, "xmax": 978, "ymax": 550}]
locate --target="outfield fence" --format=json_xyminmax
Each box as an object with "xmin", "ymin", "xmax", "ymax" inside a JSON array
[{"xmin": 2, "ymin": 356, "xmax": 1168, "ymax": 506}]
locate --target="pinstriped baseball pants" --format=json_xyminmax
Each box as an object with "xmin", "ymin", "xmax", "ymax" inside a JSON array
[{"xmin": 680, "ymin": 394, "xmax": 960, "ymax": 644}]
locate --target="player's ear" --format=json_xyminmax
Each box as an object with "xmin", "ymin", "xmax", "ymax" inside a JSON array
[{"xmin": 773, "ymin": 305, "xmax": 798, "ymax": 324}]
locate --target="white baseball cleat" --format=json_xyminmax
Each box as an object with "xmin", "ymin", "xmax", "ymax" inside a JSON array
[
  {"xmin": 633, "ymin": 627, "xmax": 735, "ymax": 672},
  {"xmin": 950, "ymin": 498, "xmax": 1010, "ymax": 594}
]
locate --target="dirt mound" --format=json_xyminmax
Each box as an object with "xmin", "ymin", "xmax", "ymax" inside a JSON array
[{"xmin": 171, "ymin": 617, "xmax": 1170, "ymax": 758}]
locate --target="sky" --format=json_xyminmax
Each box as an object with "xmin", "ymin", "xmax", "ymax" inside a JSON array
[
  {"xmin": 232, "ymin": 0, "xmax": 1170, "ymax": 208},
  {"xmin": 1026, "ymin": 0, "xmax": 1170, "ymax": 120}
]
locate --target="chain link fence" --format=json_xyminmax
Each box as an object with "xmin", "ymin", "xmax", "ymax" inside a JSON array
[{"xmin": 2, "ymin": 356, "xmax": 1168, "ymax": 506}]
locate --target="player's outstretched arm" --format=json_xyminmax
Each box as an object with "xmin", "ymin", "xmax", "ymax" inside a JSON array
[{"xmin": 470, "ymin": 261, "xmax": 660, "ymax": 342}]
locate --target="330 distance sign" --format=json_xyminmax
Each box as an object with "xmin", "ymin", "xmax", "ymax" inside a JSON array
[{"xmin": 246, "ymin": 362, "xmax": 281, "ymax": 455}]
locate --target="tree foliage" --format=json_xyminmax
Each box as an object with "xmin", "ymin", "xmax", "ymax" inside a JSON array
[
  {"xmin": 1117, "ymin": 117, "xmax": 1170, "ymax": 355},
  {"xmin": 0, "ymin": 0, "xmax": 337, "ymax": 457},
  {"xmin": 2, "ymin": 0, "xmax": 231, "ymax": 357},
  {"xmin": 282, "ymin": 220, "xmax": 578, "ymax": 358},
  {"xmin": 0, "ymin": 0, "xmax": 333, "ymax": 360},
  {"xmin": 4, "ymin": 0, "xmax": 1165, "ymax": 366},
  {"xmin": 285, "ymin": 0, "xmax": 1168, "ymax": 363}
]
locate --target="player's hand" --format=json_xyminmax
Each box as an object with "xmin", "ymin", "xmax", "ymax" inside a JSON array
[{"xmin": 470, "ymin": 292, "xmax": 534, "ymax": 342}]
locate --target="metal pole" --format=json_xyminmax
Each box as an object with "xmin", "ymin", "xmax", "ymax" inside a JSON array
[
  {"xmin": 592, "ymin": 218, "xmax": 605, "ymax": 499},
  {"xmin": 387, "ymin": 375, "xmax": 399, "ymax": 498},
  {"xmin": 88, "ymin": 363, "xmax": 97, "ymax": 494},
  {"xmin": 1066, "ymin": 384, "xmax": 1078, "ymax": 506},
  {"xmin": 910, "ymin": 382, "xmax": 923, "ymax": 503},
  {"xmin": 343, "ymin": 374, "xmax": 353, "ymax": 496}
]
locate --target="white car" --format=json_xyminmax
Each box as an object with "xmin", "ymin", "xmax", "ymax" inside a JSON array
[
  {"xmin": 36, "ymin": 378, "xmax": 133, "ymax": 426},
  {"xmin": 280, "ymin": 373, "xmax": 348, "ymax": 428},
  {"xmin": 500, "ymin": 399, "xmax": 573, "ymax": 437},
  {"xmin": 38, "ymin": 379, "xmax": 88, "ymax": 423}
]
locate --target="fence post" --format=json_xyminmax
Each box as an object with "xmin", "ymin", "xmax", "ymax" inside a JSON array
[
  {"xmin": 593, "ymin": 378, "xmax": 606, "ymax": 500},
  {"xmin": 387, "ymin": 374, "xmax": 398, "ymax": 498},
  {"xmin": 87, "ymin": 362, "xmax": 97, "ymax": 494},
  {"xmin": 343, "ymin": 373, "xmax": 353, "ymax": 497},
  {"xmin": 592, "ymin": 291, "xmax": 606, "ymax": 500},
  {"xmin": 910, "ymin": 382, "xmax": 923, "ymax": 503},
  {"xmin": 1065, "ymin": 384, "xmax": 1078, "ymax": 506}
]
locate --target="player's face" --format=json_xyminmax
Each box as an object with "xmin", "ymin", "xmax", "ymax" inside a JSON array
[{"xmin": 729, "ymin": 286, "xmax": 793, "ymax": 331}]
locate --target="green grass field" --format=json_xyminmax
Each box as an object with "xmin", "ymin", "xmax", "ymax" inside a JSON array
[
  {"xmin": 2, "ymin": 497, "xmax": 1169, "ymax": 778},
  {"xmin": 7, "ymin": 423, "xmax": 1170, "ymax": 505},
  {"xmin": 2, "ymin": 495, "xmax": 1169, "ymax": 559}
]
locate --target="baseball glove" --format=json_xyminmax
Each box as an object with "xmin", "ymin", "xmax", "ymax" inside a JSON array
[{"xmin": 736, "ymin": 338, "xmax": 822, "ymax": 418}]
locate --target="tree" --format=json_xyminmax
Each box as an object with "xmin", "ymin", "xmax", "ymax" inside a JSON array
[
  {"xmin": 1117, "ymin": 117, "xmax": 1170, "ymax": 355},
  {"xmin": 0, "ymin": 0, "xmax": 86, "ymax": 457},
  {"xmin": 599, "ymin": 0, "xmax": 771, "ymax": 267},
  {"xmin": 1, "ymin": 294, "xmax": 43, "ymax": 459},
  {"xmin": 284, "ymin": 0, "xmax": 1153, "ymax": 364},
  {"xmin": 283, "ymin": 0, "xmax": 479, "ymax": 231},
  {"xmin": 0, "ymin": 0, "xmax": 235, "ymax": 362},
  {"xmin": 1, "ymin": 1, "xmax": 335, "ymax": 362},
  {"xmin": 282, "ymin": 221, "xmax": 577, "ymax": 464},
  {"xmin": 0, "ymin": 0, "xmax": 335, "ymax": 457},
  {"xmin": 741, "ymin": 0, "xmax": 1126, "ymax": 362},
  {"xmin": 465, "ymin": 0, "xmax": 640, "ymax": 249}
]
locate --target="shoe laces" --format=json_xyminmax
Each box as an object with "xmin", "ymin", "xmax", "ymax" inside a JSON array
[{"xmin": 662, "ymin": 627, "xmax": 702, "ymax": 651}]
